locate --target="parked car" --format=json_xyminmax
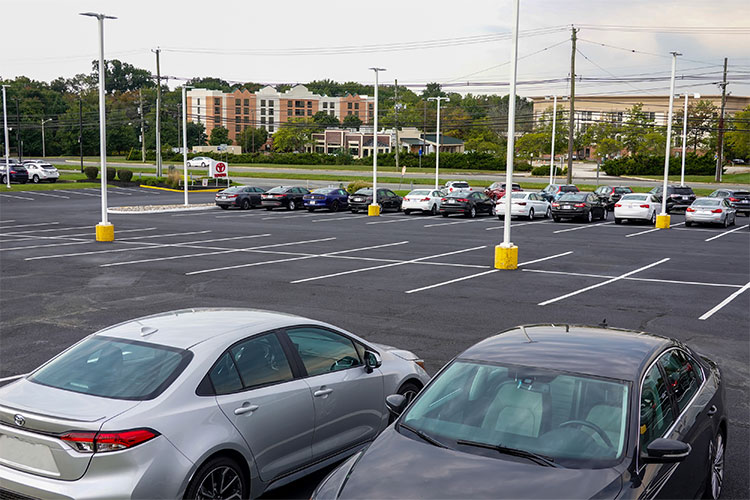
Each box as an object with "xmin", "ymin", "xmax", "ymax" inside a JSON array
[
  {"xmin": 494, "ymin": 192, "xmax": 551, "ymax": 220},
  {"xmin": 303, "ymin": 187, "xmax": 350, "ymax": 212},
  {"xmin": 649, "ymin": 185, "xmax": 696, "ymax": 213},
  {"xmin": 444, "ymin": 180, "xmax": 470, "ymax": 194},
  {"xmin": 685, "ymin": 198, "xmax": 737, "ymax": 227},
  {"xmin": 0, "ymin": 308, "xmax": 429, "ymax": 500},
  {"xmin": 439, "ymin": 190, "xmax": 494, "ymax": 218},
  {"xmin": 485, "ymin": 182, "xmax": 522, "ymax": 201},
  {"xmin": 261, "ymin": 186, "xmax": 310, "ymax": 210},
  {"xmin": 185, "ymin": 156, "xmax": 213, "ymax": 168},
  {"xmin": 22, "ymin": 160, "xmax": 59, "ymax": 183},
  {"xmin": 614, "ymin": 193, "xmax": 660, "ymax": 225},
  {"xmin": 594, "ymin": 185, "xmax": 633, "ymax": 210},
  {"xmin": 708, "ymin": 189, "xmax": 750, "ymax": 216},
  {"xmin": 313, "ymin": 324, "xmax": 726, "ymax": 500},
  {"xmin": 551, "ymin": 192, "xmax": 607, "ymax": 222},
  {"xmin": 0, "ymin": 160, "xmax": 28, "ymax": 184},
  {"xmin": 539, "ymin": 184, "xmax": 578, "ymax": 202},
  {"xmin": 348, "ymin": 188, "xmax": 402, "ymax": 213},
  {"xmin": 402, "ymin": 189, "xmax": 443, "ymax": 215},
  {"xmin": 730, "ymin": 158, "xmax": 746, "ymax": 165},
  {"xmin": 215, "ymin": 185, "xmax": 265, "ymax": 210}
]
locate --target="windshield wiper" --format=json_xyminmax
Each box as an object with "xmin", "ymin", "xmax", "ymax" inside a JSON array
[
  {"xmin": 456, "ymin": 439, "xmax": 560, "ymax": 468},
  {"xmin": 399, "ymin": 423, "xmax": 450, "ymax": 450}
]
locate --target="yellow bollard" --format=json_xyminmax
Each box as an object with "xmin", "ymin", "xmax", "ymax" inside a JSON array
[
  {"xmin": 655, "ymin": 214, "xmax": 670, "ymax": 229},
  {"xmin": 95, "ymin": 223, "xmax": 115, "ymax": 242},
  {"xmin": 368, "ymin": 204, "xmax": 381, "ymax": 216},
  {"xmin": 494, "ymin": 244, "xmax": 518, "ymax": 270}
]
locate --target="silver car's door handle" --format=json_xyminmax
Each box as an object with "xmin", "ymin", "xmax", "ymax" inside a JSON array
[
  {"xmin": 314, "ymin": 388, "xmax": 333, "ymax": 397},
  {"xmin": 234, "ymin": 404, "xmax": 259, "ymax": 415}
]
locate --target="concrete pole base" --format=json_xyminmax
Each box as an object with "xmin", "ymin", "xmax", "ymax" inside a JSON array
[
  {"xmin": 368, "ymin": 204, "xmax": 381, "ymax": 216},
  {"xmin": 494, "ymin": 244, "xmax": 518, "ymax": 270},
  {"xmin": 95, "ymin": 223, "xmax": 115, "ymax": 242},
  {"xmin": 655, "ymin": 214, "xmax": 671, "ymax": 229}
]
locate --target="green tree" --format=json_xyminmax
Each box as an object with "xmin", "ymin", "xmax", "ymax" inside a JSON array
[
  {"xmin": 621, "ymin": 103, "xmax": 653, "ymax": 154},
  {"xmin": 272, "ymin": 118, "xmax": 315, "ymax": 152},
  {"xmin": 187, "ymin": 122, "xmax": 207, "ymax": 148},
  {"xmin": 421, "ymin": 83, "xmax": 446, "ymax": 99},
  {"xmin": 342, "ymin": 114, "xmax": 362, "ymax": 130},
  {"xmin": 312, "ymin": 111, "xmax": 341, "ymax": 127},
  {"xmin": 239, "ymin": 127, "xmax": 268, "ymax": 152},
  {"xmin": 186, "ymin": 77, "xmax": 232, "ymax": 92},
  {"xmin": 91, "ymin": 59, "xmax": 155, "ymax": 94},
  {"xmin": 725, "ymin": 106, "xmax": 750, "ymax": 159},
  {"xmin": 515, "ymin": 132, "xmax": 549, "ymax": 159},
  {"xmin": 673, "ymin": 99, "xmax": 718, "ymax": 152},
  {"xmin": 209, "ymin": 126, "xmax": 231, "ymax": 145}
]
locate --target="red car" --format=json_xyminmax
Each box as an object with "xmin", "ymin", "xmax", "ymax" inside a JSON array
[{"xmin": 485, "ymin": 182, "xmax": 522, "ymax": 201}]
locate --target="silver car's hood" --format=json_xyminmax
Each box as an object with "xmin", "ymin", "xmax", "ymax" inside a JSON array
[{"xmin": 372, "ymin": 343, "xmax": 420, "ymax": 361}]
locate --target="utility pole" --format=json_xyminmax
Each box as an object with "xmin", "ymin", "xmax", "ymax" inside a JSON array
[
  {"xmin": 3, "ymin": 85, "xmax": 10, "ymax": 189},
  {"xmin": 421, "ymin": 100, "xmax": 426, "ymax": 169},
  {"xmin": 41, "ymin": 118, "xmax": 51, "ymax": 157},
  {"xmin": 79, "ymin": 96, "xmax": 84, "ymax": 172},
  {"xmin": 566, "ymin": 26, "xmax": 578, "ymax": 184},
  {"xmin": 428, "ymin": 96, "xmax": 450, "ymax": 189},
  {"xmin": 139, "ymin": 89, "xmax": 146, "ymax": 162},
  {"xmin": 152, "ymin": 48, "xmax": 162, "ymax": 176},
  {"xmin": 15, "ymin": 98, "xmax": 21, "ymax": 161},
  {"xmin": 715, "ymin": 57, "xmax": 728, "ymax": 183},
  {"xmin": 394, "ymin": 79, "xmax": 400, "ymax": 176},
  {"xmin": 177, "ymin": 102, "xmax": 182, "ymax": 153}
]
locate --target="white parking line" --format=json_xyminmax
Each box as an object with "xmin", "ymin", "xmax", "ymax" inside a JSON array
[
  {"xmin": 0, "ymin": 193, "xmax": 35, "ymax": 201},
  {"xmin": 26, "ymin": 191, "xmax": 70, "ymax": 199},
  {"xmin": 1, "ymin": 225, "xmax": 90, "ymax": 236},
  {"xmin": 538, "ymin": 258, "xmax": 670, "ymax": 306},
  {"xmin": 423, "ymin": 219, "xmax": 488, "ymax": 228},
  {"xmin": 291, "ymin": 245, "xmax": 485, "ymax": 284},
  {"xmin": 625, "ymin": 222, "xmax": 685, "ymax": 238},
  {"xmin": 0, "ymin": 228, "xmax": 158, "ymax": 251},
  {"xmin": 108, "ymin": 188, "xmax": 134, "ymax": 196},
  {"xmin": 522, "ymin": 268, "xmax": 745, "ymax": 289},
  {"xmin": 553, "ymin": 221, "xmax": 614, "ymax": 234},
  {"xmin": 0, "ymin": 220, "xmax": 15, "ymax": 223},
  {"xmin": 312, "ymin": 215, "xmax": 370, "ymax": 222},
  {"xmin": 261, "ymin": 213, "xmax": 321, "ymax": 221},
  {"xmin": 485, "ymin": 220, "xmax": 552, "ymax": 230},
  {"xmin": 704, "ymin": 224, "xmax": 749, "ymax": 242},
  {"xmin": 0, "ymin": 222, "xmax": 60, "ymax": 230},
  {"xmin": 56, "ymin": 190, "xmax": 100, "ymax": 197},
  {"xmin": 0, "ymin": 373, "xmax": 27, "ymax": 383},
  {"xmin": 699, "ymin": 282, "xmax": 750, "ymax": 320},
  {"xmin": 188, "ymin": 241, "xmax": 408, "ymax": 276},
  {"xmin": 366, "ymin": 217, "xmax": 427, "ymax": 225},
  {"xmin": 404, "ymin": 251, "xmax": 573, "ymax": 294},
  {"xmin": 213, "ymin": 212, "xmax": 264, "ymax": 218}
]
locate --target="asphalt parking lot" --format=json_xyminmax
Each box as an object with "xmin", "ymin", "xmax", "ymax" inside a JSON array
[{"xmin": 1, "ymin": 186, "xmax": 748, "ymax": 499}]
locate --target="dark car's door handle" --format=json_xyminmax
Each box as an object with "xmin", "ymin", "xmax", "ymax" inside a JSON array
[{"xmin": 707, "ymin": 405, "xmax": 718, "ymax": 417}]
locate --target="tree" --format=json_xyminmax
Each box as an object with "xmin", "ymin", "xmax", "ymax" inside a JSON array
[
  {"xmin": 209, "ymin": 126, "xmax": 231, "ymax": 145},
  {"xmin": 186, "ymin": 77, "xmax": 232, "ymax": 92},
  {"xmin": 187, "ymin": 122, "xmax": 207, "ymax": 148},
  {"xmin": 342, "ymin": 114, "xmax": 362, "ymax": 130},
  {"xmin": 272, "ymin": 118, "xmax": 316, "ymax": 152},
  {"xmin": 621, "ymin": 103, "xmax": 654, "ymax": 154},
  {"xmin": 673, "ymin": 99, "xmax": 718, "ymax": 152},
  {"xmin": 421, "ymin": 83, "xmax": 446, "ymax": 99},
  {"xmin": 312, "ymin": 111, "xmax": 341, "ymax": 127},
  {"xmin": 91, "ymin": 59, "xmax": 154, "ymax": 94},
  {"xmin": 515, "ymin": 132, "xmax": 549, "ymax": 159},
  {"xmin": 239, "ymin": 127, "xmax": 268, "ymax": 152},
  {"xmin": 725, "ymin": 106, "xmax": 750, "ymax": 159}
]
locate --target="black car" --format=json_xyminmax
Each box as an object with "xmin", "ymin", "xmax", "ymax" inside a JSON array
[
  {"xmin": 348, "ymin": 188, "xmax": 402, "ymax": 213},
  {"xmin": 260, "ymin": 186, "xmax": 310, "ymax": 210},
  {"xmin": 708, "ymin": 189, "xmax": 750, "ymax": 216},
  {"xmin": 439, "ymin": 190, "xmax": 494, "ymax": 218},
  {"xmin": 313, "ymin": 325, "xmax": 726, "ymax": 500},
  {"xmin": 551, "ymin": 192, "xmax": 607, "ymax": 222},
  {"xmin": 595, "ymin": 185, "xmax": 633, "ymax": 210},
  {"xmin": 215, "ymin": 185, "xmax": 265, "ymax": 210},
  {"xmin": 0, "ymin": 160, "xmax": 29, "ymax": 184},
  {"xmin": 649, "ymin": 185, "xmax": 696, "ymax": 213}
]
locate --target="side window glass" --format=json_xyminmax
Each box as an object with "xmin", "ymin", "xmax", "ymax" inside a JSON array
[
  {"xmin": 229, "ymin": 333, "xmax": 293, "ymax": 389},
  {"xmin": 640, "ymin": 364, "xmax": 675, "ymax": 450},
  {"xmin": 287, "ymin": 327, "xmax": 362, "ymax": 377},
  {"xmin": 659, "ymin": 350, "xmax": 702, "ymax": 414},
  {"xmin": 209, "ymin": 352, "xmax": 243, "ymax": 395}
]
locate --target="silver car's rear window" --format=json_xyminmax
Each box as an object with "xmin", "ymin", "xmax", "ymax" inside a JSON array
[{"xmin": 29, "ymin": 336, "xmax": 192, "ymax": 400}]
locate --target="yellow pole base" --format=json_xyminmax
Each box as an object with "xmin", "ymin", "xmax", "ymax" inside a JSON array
[
  {"xmin": 368, "ymin": 204, "xmax": 381, "ymax": 216},
  {"xmin": 494, "ymin": 244, "xmax": 518, "ymax": 270},
  {"xmin": 655, "ymin": 214, "xmax": 670, "ymax": 229},
  {"xmin": 95, "ymin": 223, "xmax": 115, "ymax": 242}
]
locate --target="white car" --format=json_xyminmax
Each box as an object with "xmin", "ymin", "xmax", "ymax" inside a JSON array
[
  {"xmin": 444, "ymin": 180, "xmax": 470, "ymax": 193},
  {"xmin": 614, "ymin": 193, "xmax": 659, "ymax": 225},
  {"xmin": 402, "ymin": 189, "xmax": 443, "ymax": 215},
  {"xmin": 494, "ymin": 192, "xmax": 551, "ymax": 220},
  {"xmin": 186, "ymin": 156, "xmax": 212, "ymax": 168},
  {"xmin": 685, "ymin": 197, "xmax": 737, "ymax": 227},
  {"xmin": 22, "ymin": 160, "xmax": 59, "ymax": 183}
]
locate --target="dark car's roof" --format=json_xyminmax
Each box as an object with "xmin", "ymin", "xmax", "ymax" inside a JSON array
[{"xmin": 458, "ymin": 325, "xmax": 671, "ymax": 382}]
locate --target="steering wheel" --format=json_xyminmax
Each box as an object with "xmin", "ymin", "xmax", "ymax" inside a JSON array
[
  {"xmin": 330, "ymin": 356, "xmax": 359, "ymax": 371},
  {"xmin": 558, "ymin": 420, "xmax": 614, "ymax": 449}
]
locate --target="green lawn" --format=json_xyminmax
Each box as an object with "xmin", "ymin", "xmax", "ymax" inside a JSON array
[{"xmin": 633, "ymin": 173, "xmax": 749, "ymax": 184}]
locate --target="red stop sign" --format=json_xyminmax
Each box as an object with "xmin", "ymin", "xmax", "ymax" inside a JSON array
[{"xmin": 215, "ymin": 162, "xmax": 227, "ymax": 173}]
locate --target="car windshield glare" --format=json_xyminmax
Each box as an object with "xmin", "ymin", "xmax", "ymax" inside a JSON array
[
  {"xmin": 559, "ymin": 193, "xmax": 586, "ymax": 202},
  {"xmin": 400, "ymin": 360, "xmax": 629, "ymax": 468},
  {"xmin": 693, "ymin": 199, "xmax": 720, "ymax": 206},
  {"xmin": 409, "ymin": 190, "xmax": 431, "ymax": 196},
  {"xmin": 223, "ymin": 187, "xmax": 243, "ymax": 193},
  {"xmin": 312, "ymin": 188, "xmax": 334, "ymax": 194},
  {"xmin": 28, "ymin": 336, "xmax": 191, "ymax": 400},
  {"xmin": 620, "ymin": 194, "xmax": 648, "ymax": 201},
  {"xmin": 354, "ymin": 188, "xmax": 373, "ymax": 195},
  {"xmin": 266, "ymin": 186, "xmax": 288, "ymax": 194}
]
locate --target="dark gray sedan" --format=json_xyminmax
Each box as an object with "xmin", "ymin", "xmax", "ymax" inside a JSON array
[
  {"xmin": 313, "ymin": 325, "xmax": 726, "ymax": 500},
  {"xmin": 215, "ymin": 186, "xmax": 265, "ymax": 210}
]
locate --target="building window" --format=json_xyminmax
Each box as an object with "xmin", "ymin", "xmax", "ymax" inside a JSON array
[
  {"xmin": 307, "ymin": 109, "xmax": 312, "ymax": 116},
  {"xmin": 368, "ymin": 103, "xmax": 373, "ymax": 109},
  {"xmin": 214, "ymin": 107, "xmax": 221, "ymax": 115},
  {"xmin": 296, "ymin": 100, "xmax": 304, "ymax": 107},
  {"xmin": 235, "ymin": 125, "xmax": 241, "ymax": 132},
  {"xmin": 322, "ymin": 102, "xmax": 327, "ymax": 109},
  {"xmin": 214, "ymin": 115, "xmax": 220, "ymax": 123},
  {"xmin": 330, "ymin": 111, "xmax": 335, "ymax": 117},
  {"xmin": 244, "ymin": 117, "xmax": 249, "ymax": 123},
  {"xmin": 235, "ymin": 107, "xmax": 241, "ymax": 114},
  {"xmin": 197, "ymin": 107, "xmax": 201, "ymax": 115},
  {"xmin": 307, "ymin": 101, "xmax": 312, "ymax": 108},
  {"xmin": 287, "ymin": 109, "xmax": 292, "ymax": 116},
  {"xmin": 287, "ymin": 100, "xmax": 293, "ymax": 107},
  {"xmin": 197, "ymin": 98, "xmax": 201, "ymax": 105},
  {"xmin": 235, "ymin": 98, "xmax": 241, "ymax": 106},
  {"xmin": 295, "ymin": 109, "xmax": 304, "ymax": 116},
  {"xmin": 269, "ymin": 126, "xmax": 274, "ymax": 132},
  {"xmin": 261, "ymin": 109, "xmax": 266, "ymax": 115},
  {"xmin": 268, "ymin": 100, "xmax": 274, "ymax": 107},
  {"xmin": 261, "ymin": 117, "xmax": 266, "ymax": 124},
  {"xmin": 348, "ymin": 102, "xmax": 352, "ymax": 109},
  {"xmin": 261, "ymin": 99, "xmax": 266, "ymax": 106},
  {"xmin": 269, "ymin": 117, "xmax": 274, "ymax": 124},
  {"xmin": 347, "ymin": 111, "xmax": 352, "ymax": 115},
  {"xmin": 354, "ymin": 103, "xmax": 359, "ymax": 109}
]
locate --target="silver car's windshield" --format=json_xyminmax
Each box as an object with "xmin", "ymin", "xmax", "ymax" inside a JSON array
[
  {"xmin": 400, "ymin": 361, "xmax": 629, "ymax": 468},
  {"xmin": 29, "ymin": 336, "xmax": 192, "ymax": 400}
]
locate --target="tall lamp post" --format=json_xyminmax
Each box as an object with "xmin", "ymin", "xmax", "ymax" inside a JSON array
[
  {"xmin": 182, "ymin": 85, "xmax": 192, "ymax": 206},
  {"xmin": 495, "ymin": 0, "xmax": 521, "ymax": 270},
  {"xmin": 41, "ymin": 118, "xmax": 52, "ymax": 158},
  {"xmin": 680, "ymin": 92, "xmax": 699, "ymax": 186},
  {"xmin": 368, "ymin": 67, "xmax": 385, "ymax": 216},
  {"xmin": 427, "ymin": 96, "xmax": 449, "ymax": 189},
  {"xmin": 2, "ymin": 85, "xmax": 10, "ymax": 189},
  {"xmin": 80, "ymin": 12, "xmax": 117, "ymax": 242},
  {"xmin": 544, "ymin": 95, "xmax": 558, "ymax": 184},
  {"xmin": 656, "ymin": 51, "xmax": 681, "ymax": 230}
]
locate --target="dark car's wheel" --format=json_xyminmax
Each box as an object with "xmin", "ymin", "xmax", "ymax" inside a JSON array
[
  {"xmin": 184, "ymin": 456, "xmax": 247, "ymax": 500},
  {"xmin": 0, "ymin": 175, "xmax": 5, "ymax": 184},
  {"xmin": 544, "ymin": 207, "xmax": 551, "ymax": 219},
  {"xmin": 686, "ymin": 220, "xmax": 693, "ymax": 227},
  {"xmin": 404, "ymin": 209, "xmax": 411, "ymax": 215},
  {"xmin": 586, "ymin": 211, "xmax": 593, "ymax": 223},
  {"xmin": 615, "ymin": 217, "xmax": 622, "ymax": 224},
  {"xmin": 265, "ymin": 207, "xmax": 273, "ymax": 211},
  {"xmin": 441, "ymin": 213, "xmax": 449, "ymax": 218},
  {"xmin": 50, "ymin": 178, "xmax": 57, "ymax": 183},
  {"xmin": 307, "ymin": 207, "xmax": 315, "ymax": 212},
  {"xmin": 241, "ymin": 199, "xmax": 251, "ymax": 210},
  {"xmin": 601, "ymin": 209, "xmax": 608, "ymax": 221},
  {"xmin": 32, "ymin": 175, "xmax": 40, "ymax": 184},
  {"xmin": 650, "ymin": 212, "xmax": 656, "ymax": 225},
  {"xmin": 722, "ymin": 215, "xmax": 729, "ymax": 228},
  {"xmin": 553, "ymin": 216, "xmax": 561, "ymax": 222},
  {"xmin": 430, "ymin": 204, "xmax": 438, "ymax": 216},
  {"xmin": 219, "ymin": 205, "xmax": 229, "ymax": 210},
  {"xmin": 704, "ymin": 432, "xmax": 725, "ymax": 500},
  {"xmin": 288, "ymin": 200, "xmax": 296, "ymax": 211},
  {"xmin": 467, "ymin": 206, "xmax": 477, "ymax": 218},
  {"xmin": 527, "ymin": 208, "xmax": 534, "ymax": 221},
  {"xmin": 331, "ymin": 200, "xmax": 340, "ymax": 212}
]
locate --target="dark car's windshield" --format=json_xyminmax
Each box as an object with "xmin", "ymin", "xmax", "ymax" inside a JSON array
[
  {"xmin": 560, "ymin": 186, "xmax": 578, "ymax": 192},
  {"xmin": 674, "ymin": 187, "xmax": 694, "ymax": 195},
  {"xmin": 266, "ymin": 186, "xmax": 288, "ymax": 194},
  {"xmin": 399, "ymin": 360, "xmax": 629, "ymax": 468},
  {"xmin": 29, "ymin": 336, "xmax": 192, "ymax": 400},
  {"xmin": 354, "ymin": 188, "xmax": 373, "ymax": 195},
  {"xmin": 312, "ymin": 188, "xmax": 336, "ymax": 194},
  {"xmin": 558, "ymin": 193, "xmax": 587, "ymax": 202}
]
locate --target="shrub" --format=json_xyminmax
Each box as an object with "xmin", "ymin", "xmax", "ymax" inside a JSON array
[
  {"xmin": 141, "ymin": 177, "xmax": 165, "ymax": 186},
  {"xmin": 514, "ymin": 161, "xmax": 533, "ymax": 172},
  {"xmin": 83, "ymin": 166, "xmax": 98, "ymax": 180},
  {"xmin": 346, "ymin": 180, "xmax": 372, "ymax": 194},
  {"xmin": 117, "ymin": 169, "xmax": 133, "ymax": 182},
  {"xmin": 531, "ymin": 165, "xmax": 568, "ymax": 177},
  {"xmin": 601, "ymin": 153, "xmax": 715, "ymax": 176},
  {"xmin": 106, "ymin": 168, "xmax": 116, "ymax": 181},
  {"xmin": 166, "ymin": 168, "xmax": 182, "ymax": 188}
]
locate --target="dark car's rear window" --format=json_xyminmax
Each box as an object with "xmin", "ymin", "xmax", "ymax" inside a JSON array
[
  {"xmin": 354, "ymin": 188, "xmax": 373, "ymax": 195},
  {"xmin": 222, "ymin": 186, "xmax": 243, "ymax": 193},
  {"xmin": 733, "ymin": 191, "xmax": 750, "ymax": 196},
  {"xmin": 558, "ymin": 193, "xmax": 587, "ymax": 201},
  {"xmin": 29, "ymin": 336, "xmax": 192, "ymax": 400},
  {"xmin": 674, "ymin": 187, "xmax": 694, "ymax": 195},
  {"xmin": 312, "ymin": 188, "xmax": 336, "ymax": 194},
  {"xmin": 560, "ymin": 185, "xmax": 579, "ymax": 192},
  {"xmin": 266, "ymin": 186, "xmax": 288, "ymax": 194}
]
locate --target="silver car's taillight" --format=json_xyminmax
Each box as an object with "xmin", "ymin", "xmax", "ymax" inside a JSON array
[{"xmin": 60, "ymin": 428, "xmax": 159, "ymax": 453}]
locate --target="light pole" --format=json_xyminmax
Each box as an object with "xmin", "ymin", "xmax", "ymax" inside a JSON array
[
  {"xmin": 680, "ymin": 92, "xmax": 699, "ymax": 186},
  {"xmin": 2, "ymin": 85, "xmax": 10, "ymax": 189},
  {"xmin": 80, "ymin": 11, "xmax": 117, "ymax": 242},
  {"xmin": 182, "ymin": 85, "xmax": 192, "ymax": 206},
  {"xmin": 656, "ymin": 51, "xmax": 681, "ymax": 229},
  {"xmin": 368, "ymin": 67, "xmax": 385, "ymax": 216},
  {"xmin": 41, "ymin": 118, "xmax": 52, "ymax": 157},
  {"xmin": 496, "ymin": 0, "xmax": 521, "ymax": 270},
  {"xmin": 427, "ymin": 96, "xmax": 450, "ymax": 189},
  {"xmin": 545, "ymin": 95, "xmax": 558, "ymax": 184}
]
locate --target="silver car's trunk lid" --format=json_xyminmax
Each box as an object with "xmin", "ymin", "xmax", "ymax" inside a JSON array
[{"xmin": 0, "ymin": 379, "xmax": 139, "ymax": 480}]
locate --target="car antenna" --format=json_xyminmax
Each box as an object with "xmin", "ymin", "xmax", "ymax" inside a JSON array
[
  {"xmin": 520, "ymin": 325, "xmax": 535, "ymax": 343},
  {"xmin": 599, "ymin": 318, "xmax": 608, "ymax": 328}
]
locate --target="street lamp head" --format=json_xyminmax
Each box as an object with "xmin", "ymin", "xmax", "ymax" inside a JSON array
[
  {"xmin": 368, "ymin": 67, "xmax": 386, "ymax": 72},
  {"xmin": 79, "ymin": 12, "xmax": 117, "ymax": 20},
  {"xmin": 670, "ymin": 51, "xmax": 682, "ymax": 57}
]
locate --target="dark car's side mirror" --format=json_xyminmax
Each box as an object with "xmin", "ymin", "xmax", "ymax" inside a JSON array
[
  {"xmin": 363, "ymin": 350, "xmax": 382, "ymax": 373},
  {"xmin": 642, "ymin": 438, "xmax": 691, "ymax": 463},
  {"xmin": 385, "ymin": 394, "xmax": 407, "ymax": 417}
]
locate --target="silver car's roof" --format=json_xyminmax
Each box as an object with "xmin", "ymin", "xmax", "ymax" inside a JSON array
[{"xmin": 94, "ymin": 308, "xmax": 327, "ymax": 349}]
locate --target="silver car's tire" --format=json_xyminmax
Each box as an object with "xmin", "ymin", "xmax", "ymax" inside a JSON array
[
  {"xmin": 185, "ymin": 457, "xmax": 247, "ymax": 500},
  {"xmin": 723, "ymin": 215, "xmax": 729, "ymax": 228},
  {"xmin": 704, "ymin": 432, "xmax": 725, "ymax": 500},
  {"xmin": 430, "ymin": 204, "xmax": 438, "ymax": 216},
  {"xmin": 544, "ymin": 207, "xmax": 551, "ymax": 219}
]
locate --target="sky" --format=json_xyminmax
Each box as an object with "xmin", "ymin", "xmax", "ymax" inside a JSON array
[{"xmin": 3, "ymin": 0, "xmax": 750, "ymax": 98}]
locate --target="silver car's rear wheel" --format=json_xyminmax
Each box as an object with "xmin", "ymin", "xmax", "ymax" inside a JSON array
[{"xmin": 187, "ymin": 458, "xmax": 246, "ymax": 500}]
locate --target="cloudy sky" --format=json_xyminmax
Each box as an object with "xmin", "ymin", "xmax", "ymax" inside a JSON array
[{"xmin": 4, "ymin": 0, "xmax": 750, "ymax": 98}]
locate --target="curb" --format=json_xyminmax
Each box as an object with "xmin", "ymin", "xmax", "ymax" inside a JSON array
[
  {"xmin": 139, "ymin": 185, "xmax": 224, "ymax": 193},
  {"xmin": 108, "ymin": 205, "xmax": 217, "ymax": 215}
]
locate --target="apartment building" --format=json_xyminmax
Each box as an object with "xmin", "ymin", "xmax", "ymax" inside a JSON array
[
  {"xmin": 309, "ymin": 129, "xmax": 391, "ymax": 158},
  {"xmin": 187, "ymin": 85, "xmax": 373, "ymax": 145}
]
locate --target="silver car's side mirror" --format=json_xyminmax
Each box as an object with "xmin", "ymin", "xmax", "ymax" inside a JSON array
[{"xmin": 364, "ymin": 350, "xmax": 382, "ymax": 373}]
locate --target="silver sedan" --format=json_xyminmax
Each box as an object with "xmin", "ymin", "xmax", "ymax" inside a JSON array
[
  {"xmin": 0, "ymin": 308, "xmax": 429, "ymax": 499},
  {"xmin": 685, "ymin": 197, "xmax": 737, "ymax": 227}
]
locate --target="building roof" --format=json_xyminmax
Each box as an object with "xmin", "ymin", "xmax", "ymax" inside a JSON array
[
  {"xmin": 423, "ymin": 134, "xmax": 464, "ymax": 145},
  {"xmin": 401, "ymin": 138, "xmax": 424, "ymax": 145}
]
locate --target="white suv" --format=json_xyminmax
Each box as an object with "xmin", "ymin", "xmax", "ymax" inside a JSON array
[{"xmin": 23, "ymin": 160, "xmax": 59, "ymax": 183}]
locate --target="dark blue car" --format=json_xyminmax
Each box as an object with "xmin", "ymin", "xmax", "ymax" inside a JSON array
[{"xmin": 303, "ymin": 187, "xmax": 350, "ymax": 212}]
